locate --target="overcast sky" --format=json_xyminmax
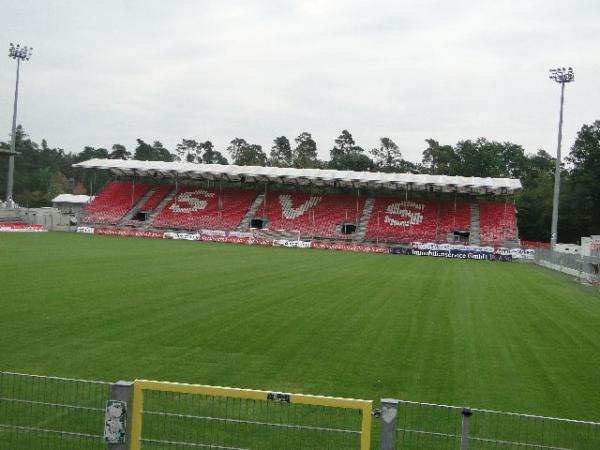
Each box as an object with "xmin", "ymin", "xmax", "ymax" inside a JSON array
[{"xmin": 1, "ymin": 0, "xmax": 598, "ymax": 163}]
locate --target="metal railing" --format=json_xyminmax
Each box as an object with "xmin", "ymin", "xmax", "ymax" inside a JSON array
[
  {"xmin": 2, "ymin": 370, "xmax": 599, "ymax": 450},
  {"xmin": 380, "ymin": 399, "xmax": 600, "ymax": 450},
  {"xmin": 0, "ymin": 371, "xmax": 111, "ymax": 449},
  {"xmin": 534, "ymin": 248, "xmax": 599, "ymax": 283}
]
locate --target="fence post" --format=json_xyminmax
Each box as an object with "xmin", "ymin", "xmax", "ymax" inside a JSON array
[
  {"xmin": 380, "ymin": 398, "xmax": 399, "ymax": 450},
  {"xmin": 107, "ymin": 381, "xmax": 134, "ymax": 450},
  {"xmin": 460, "ymin": 408, "xmax": 472, "ymax": 450}
]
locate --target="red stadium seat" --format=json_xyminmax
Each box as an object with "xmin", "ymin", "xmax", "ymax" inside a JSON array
[
  {"xmin": 83, "ymin": 180, "xmax": 518, "ymax": 246},
  {"xmin": 152, "ymin": 187, "xmax": 257, "ymax": 231},
  {"xmin": 257, "ymin": 192, "xmax": 365, "ymax": 240},
  {"xmin": 364, "ymin": 197, "xmax": 471, "ymax": 243},
  {"xmin": 83, "ymin": 181, "xmax": 151, "ymax": 224},
  {"xmin": 479, "ymin": 202, "xmax": 518, "ymax": 245},
  {"xmin": 139, "ymin": 184, "xmax": 173, "ymax": 212}
]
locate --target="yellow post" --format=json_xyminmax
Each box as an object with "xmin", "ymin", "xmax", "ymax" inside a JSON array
[
  {"xmin": 129, "ymin": 382, "xmax": 144, "ymax": 450},
  {"xmin": 360, "ymin": 400, "xmax": 373, "ymax": 450}
]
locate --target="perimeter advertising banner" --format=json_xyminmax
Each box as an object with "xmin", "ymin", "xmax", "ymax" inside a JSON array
[
  {"xmin": 163, "ymin": 232, "xmax": 200, "ymax": 240},
  {"xmin": 311, "ymin": 241, "xmax": 388, "ymax": 253},
  {"xmin": 94, "ymin": 228, "xmax": 164, "ymax": 239},
  {"xmin": 74, "ymin": 227, "xmax": 514, "ymax": 261},
  {"xmin": 272, "ymin": 239, "xmax": 312, "ymax": 248},
  {"xmin": 0, "ymin": 224, "xmax": 47, "ymax": 232},
  {"xmin": 394, "ymin": 242, "xmax": 513, "ymax": 261},
  {"xmin": 410, "ymin": 248, "xmax": 495, "ymax": 260}
]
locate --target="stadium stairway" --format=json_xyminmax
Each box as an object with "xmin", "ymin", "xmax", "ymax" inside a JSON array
[
  {"xmin": 118, "ymin": 188, "xmax": 157, "ymax": 226},
  {"xmin": 237, "ymin": 193, "xmax": 264, "ymax": 231},
  {"xmin": 353, "ymin": 198, "xmax": 374, "ymax": 242},
  {"xmin": 144, "ymin": 187, "xmax": 176, "ymax": 229},
  {"xmin": 469, "ymin": 203, "xmax": 481, "ymax": 246}
]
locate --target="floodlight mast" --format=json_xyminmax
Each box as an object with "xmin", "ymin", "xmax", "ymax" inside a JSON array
[
  {"xmin": 4, "ymin": 43, "xmax": 33, "ymax": 208},
  {"xmin": 548, "ymin": 67, "xmax": 574, "ymax": 249}
]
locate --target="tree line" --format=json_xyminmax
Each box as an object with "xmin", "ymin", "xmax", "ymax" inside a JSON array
[{"xmin": 1, "ymin": 122, "xmax": 599, "ymax": 244}]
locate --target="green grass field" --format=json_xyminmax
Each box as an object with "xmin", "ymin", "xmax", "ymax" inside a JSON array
[{"xmin": 1, "ymin": 232, "xmax": 599, "ymax": 422}]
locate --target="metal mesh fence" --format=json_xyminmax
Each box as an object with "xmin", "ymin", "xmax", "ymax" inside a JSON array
[
  {"xmin": 0, "ymin": 371, "xmax": 110, "ymax": 450},
  {"xmin": 133, "ymin": 381, "xmax": 370, "ymax": 450},
  {"xmin": 535, "ymin": 248, "xmax": 599, "ymax": 284},
  {"xmin": 394, "ymin": 400, "xmax": 600, "ymax": 450},
  {"xmin": 468, "ymin": 408, "xmax": 600, "ymax": 450},
  {"xmin": 2, "ymin": 370, "xmax": 599, "ymax": 450},
  {"xmin": 395, "ymin": 401, "xmax": 463, "ymax": 450}
]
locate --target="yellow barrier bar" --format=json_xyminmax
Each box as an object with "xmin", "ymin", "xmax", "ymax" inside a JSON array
[
  {"xmin": 361, "ymin": 400, "xmax": 373, "ymax": 450},
  {"xmin": 135, "ymin": 379, "xmax": 266, "ymax": 401},
  {"xmin": 130, "ymin": 379, "xmax": 373, "ymax": 450},
  {"xmin": 130, "ymin": 382, "xmax": 144, "ymax": 450}
]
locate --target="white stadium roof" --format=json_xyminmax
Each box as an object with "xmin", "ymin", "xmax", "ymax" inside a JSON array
[
  {"xmin": 51, "ymin": 194, "xmax": 93, "ymax": 204},
  {"xmin": 73, "ymin": 159, "xmax": 522, "ymax": 195}
]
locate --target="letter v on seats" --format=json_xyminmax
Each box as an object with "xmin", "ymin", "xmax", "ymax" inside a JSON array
[{"xmin": 278, "ymin": 195, "xmax": 321, "ymax": 219}]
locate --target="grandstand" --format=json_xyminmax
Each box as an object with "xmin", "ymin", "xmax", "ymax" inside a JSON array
[
  {"xmin": 153, "ymin": 187, "xmax": 257, "ymax": 231},
  {"xmin": 74, "ymin": 159, "xmax": 522, "ymax": 247}
]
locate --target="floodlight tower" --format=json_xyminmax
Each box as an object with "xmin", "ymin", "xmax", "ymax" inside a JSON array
[
  {"xmin": 5, "ymin": 43, "xmax": 33, "ymax": 208},
  {"xmin": 548, "ymin": 67, "xmax": 574, "ymax": 248}
]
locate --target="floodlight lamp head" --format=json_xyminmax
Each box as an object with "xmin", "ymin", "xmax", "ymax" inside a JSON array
[
  {"xmin": 8, "ymin": 42, "xmax": 33, "ymax": 61},
  {"xmin": 548, "ymin": 66, "xmax": 574, "ymax": 83}
]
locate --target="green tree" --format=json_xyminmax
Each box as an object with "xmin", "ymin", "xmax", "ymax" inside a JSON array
[
  {"xmin": 452, "ymin": 138, "xmax": 526, "ymax": 178},
  {"xmin": 422, "ymin": 139, "xmax": 459, "ymax": 175},
  {"xmin": 330, "ymin": 130, "xmax": 363, "ymax": 160},
  {"xmin": 514, "ymin": 150, "xmax": 558, "ymax": 242},
  {"xmin": 371, "ymin": 137, "xmax": 404, "ymax": 172},
  {"xmin": 227, "ymin": 138, "xmax": 267, "ymax": 166},
  {"xmin": 48, "ymin": 171, "xmax": 68, "ymax": 199},
  {"xmin": 454, "ymin": 138, "xmax": 497, "ymax": 177},
  {"xmin": 329, "ymin": 130, "xmax": 369, "ymax": 170},
  {"xmin": 499, "ymin": 142, "xmax": 527, "ymax": 178},
  {"xmin": 567, "ymin": 121, "xmax": 600, "ymax": 172},
  {"xmin": 0, "ymin": 126, "xmax": 79, "ymax": 206},
  {"xmin": 563, "ymin": 120, "xmax": 600, "ymax": 239},
  {"xmin": 109, "ymin": 144, "xmax": 130, "ymax": 160},
  {"xmin": 200, "ymin": 141, "xmax": 228, "ymax": 164},
  {"xmin": 422, "ymin": 137, "xmax": 527, "ymax": 178},
  {"xmin": 75, "ymin": 146, "xmax": 109, "ymax": 163},
  {"xmin": 328, "ymin": 153, "xmax": 375, "ymax": 171},
  {"xmin": 133, "ymin": 139, "xmax": 173, "ymax": 162},
  {"xmin": 175, "ymin": 139, "xmax": 200, "ymax": 163},
  {"xmin": 397, "ymin": 160, "xmax": 420, "ymax": 173},
  {"xmin": 522, "ymin": 150, "xmax": 555, "ymax": 177},
  {"xmin": 293, "ymin": 132, "xmax": 319, "ymax": 168},
  {"xmin": 269, "ymin": 136, "xmax": 293, "ymax": 167}
]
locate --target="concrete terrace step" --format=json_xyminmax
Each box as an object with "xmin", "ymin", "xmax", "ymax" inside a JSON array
[
  {"xmin": 353, "ymin": 198, "xmax": 375, "ymax": 242},
  {"xmin": 238, "ymin": 194, "xmax": 265, "ymax": 231},
  {"xmin": 144, "ymin": 187, "xmax": 177, "ymax": 229},
  {"xmin": 469, "ymin": 203, "xmax": 481, "ymax": 246},
  {"xmin": 118, "ymin": 188, "xmax": 156, "ymax": 225}
]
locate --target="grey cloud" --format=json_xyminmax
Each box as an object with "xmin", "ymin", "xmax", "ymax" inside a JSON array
[{"xmin": 0, "ymin": 0, "xmax": 599, "ymax": 162}]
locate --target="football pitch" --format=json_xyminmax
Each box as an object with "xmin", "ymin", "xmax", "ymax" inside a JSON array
[{"xmin": 0, "ymin": 232, "xmax": 599, "ymax": 421}]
